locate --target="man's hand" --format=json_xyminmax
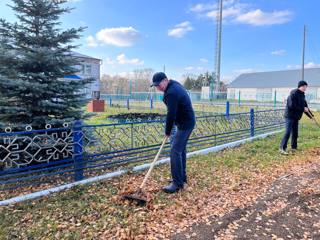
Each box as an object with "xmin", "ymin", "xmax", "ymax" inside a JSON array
[{"xmin": 304, "ymin": 107, "xmax": 309, "ymax": 113}]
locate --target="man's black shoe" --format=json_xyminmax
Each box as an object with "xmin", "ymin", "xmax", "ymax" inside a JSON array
[{"xmin": 162, "ymin": 182, "xmax": 182, "ymax": 194}]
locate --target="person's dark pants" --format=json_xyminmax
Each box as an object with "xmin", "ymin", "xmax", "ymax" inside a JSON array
[
  {"xmin": 280, "ymin": 118, "xmax": 299, "ymax": 150},
  {"xmin": 170, "ymin": 128, "xmax": 194, "ymax": 188}
]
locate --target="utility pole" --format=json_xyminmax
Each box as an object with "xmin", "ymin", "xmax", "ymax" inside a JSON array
[
  {"xmin": 163, "ymin": 65, "xmax": 166, "ymax": 73},
  {"xmin": 129, "ymin": 79, "xmax": 133, "ymax": 95},
  {"xmin": 301, "ymin": 25, "xmax": 307, "ymax": 81},
  {"xmin": 214, "ymin": 0, "xmax": 223, "ymax": 97}
]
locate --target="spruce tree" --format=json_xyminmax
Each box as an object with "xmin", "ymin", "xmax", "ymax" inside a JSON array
[{"xmin": 0, "ymin": 0, "xmax": 93, "ymax": 128}]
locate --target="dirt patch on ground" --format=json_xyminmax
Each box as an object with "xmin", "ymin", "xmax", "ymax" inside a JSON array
[
  {"xmin": 108, "ymin": 113, "xmax": 166, "ymax": 122},
  {"xmin": 172, "ymin": 158, "xmax": 320, "ymax": 239}
]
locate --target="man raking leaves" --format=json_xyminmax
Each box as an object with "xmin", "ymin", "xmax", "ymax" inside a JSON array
[
  {"xmin": 151, "ymin": 72, "xmax": 196, "ymax": 193},
  {"xmin": 123, "ymin": 72, "xmax": 195, "ymax": 205},
  {"xmin": 279, "ymin": 80, "xmax": 314, "ymax": 155}
]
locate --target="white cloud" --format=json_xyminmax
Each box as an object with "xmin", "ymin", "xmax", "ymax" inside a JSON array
[
  {"xmin": 236, "ymin": 9, "xmax": 292, "ymax": 26},
  {"xmin": 168, "ymin": 21, "xmax": 193, "ymax": 38},
  {"xmin": 86, "ymin": 35, "xmax": 98, "ymax": 47},
  {"xmin": 222, "ymin": 6, "xmax": 243, "ymax": 19},
  {"xmin": 286, "ymin": 64, "xmax": 298, "ymax": 70},
  {"xmin": 104, "ymin": 54, "xmax": 144, "ymax": 66},
  {"xmin": 87, "ymin": 27, "xmax": 140, "ymax": 47},
  {"xmin": 190, "ymin": 3, "xmax": 215, "ymax": 13},
  {"xmin": 116, "ymin": 54, "xmax": 144, "ymax": 65},
  {"xmin": 190, "ymin": 1, "xmax": 293, "ymax": 26},
  {"xmin": 305, "ymin": 62, "xmax": 320, "ymax": 68},
  {"xmin": 287, "ymin": 62, "xmax": 320, "ymax": 69},
  {"xmin": 192, "ymin": 1, "xmax": 248, "ymax": 21},
  {"xmin": 200, "ymin": 58, "xmax": 209, "ymax": 63},
  {"xmin": 223, "ymin": 0, "xmax": 237, "ymax": 7},
  {"xmin": 185, "ymin": 66, "xmax": 194, "ymax": 71},
  {"xmin": 190, "ymin": 1, "xmax": 235, "ymax": 13},
  {"xmin": 97, "ymin": 27, "xmax": 140, "ymax": 47},
  {"xmin": 271, "ymin": 49, "xmax": 286, "ymax": 56},
  {"xmin": 206, "ymin": 4, "xmax": 245, "ymax": 20}
]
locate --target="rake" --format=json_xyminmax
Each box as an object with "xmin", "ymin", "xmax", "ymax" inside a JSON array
[
  {"xmin": 122, "ymin": 136, "xmax": 168, "ymax": 206},
  {"xmin": 307, "ymin": 108, "xmax": 320, "ymax": 128}
]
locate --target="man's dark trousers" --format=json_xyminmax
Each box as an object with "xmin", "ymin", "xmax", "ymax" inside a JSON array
[
  {"xmin": 170, "ymin": 128, "xmax": 193, "ymax": 187},
  {"xmin": 280, "ymin": 118, "xmax": 299, "ymax": 150}
]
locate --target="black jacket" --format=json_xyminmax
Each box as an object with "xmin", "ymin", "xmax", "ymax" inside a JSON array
[
  {"xmin": 285, "ymin": 89, "xmax": 310, "ymax": 120},
  {"xmin": 163, "ymin": 80, "xmax": 195, "ymax": 135}
]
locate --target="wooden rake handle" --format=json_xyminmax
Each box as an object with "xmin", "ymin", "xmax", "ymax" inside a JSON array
[
  {"xmin": 307, "ymin": 108, "xmax": 320, "ymax": 128},
  {"xmin": 311, "ymin": 117, "xmax": 320, "ymax": 128},
  {"xmin": 139, "ymin": 136, "xmax": 169, "ymax": 190}
]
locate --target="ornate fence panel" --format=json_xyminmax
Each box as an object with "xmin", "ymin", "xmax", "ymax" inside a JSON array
[
  {"xmin": 0, "ymin": 127, "xmax": 74, "ymax": 169},
  {"xmin": 254, "ymin": 109, "xmax": 285, "ymax": 135},
  {"xmin": 0, "ymin": 109, "xmax": 285, "ymax": 196}
]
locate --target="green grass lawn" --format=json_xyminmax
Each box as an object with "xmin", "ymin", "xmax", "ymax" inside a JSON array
[
  {"xmin": 0, "ymin": 115, "xmax": 319, "ymax": 239},
  {"xmin": 85, "ymin": 101, "xmax": 277, "ymax": 126}
]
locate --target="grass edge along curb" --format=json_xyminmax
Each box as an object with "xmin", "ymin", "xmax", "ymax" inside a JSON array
[{"xmin": 0, "ymin": 130, "xmax": 283, "ymax": 206}]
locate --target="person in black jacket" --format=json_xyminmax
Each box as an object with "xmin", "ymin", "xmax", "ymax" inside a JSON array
[
  {"xmin": 280, "ymin": 80, "xmax": 312, "ymax": 154},
  {"xmin": 151, "ymin": 72, "xmax": 195, "ymax": 193}
]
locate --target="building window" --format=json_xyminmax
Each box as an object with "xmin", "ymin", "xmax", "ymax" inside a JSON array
[
  {"xmin": 75, "ymin": 64, "xmax": 85, "ymax": 74},
  {"xmin": 85, "ymin": 65, "xmax": 92, "ymax": 75}
]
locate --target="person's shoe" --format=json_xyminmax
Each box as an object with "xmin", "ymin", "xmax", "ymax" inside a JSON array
[
  {"xmin": 162, "ymin": 182, "xmax": 182, "ymax": 194},
  {"xmin": 279, "ymin": 148, "xmax": 289, "ymax": 155},
  {"xmin": 291, "ymin": 148, "xmax": 298, "ymax": 153}
]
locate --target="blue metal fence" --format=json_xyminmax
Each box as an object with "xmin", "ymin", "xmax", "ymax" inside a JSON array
[{"xmin": 0, "ymin": 109, "xmax": 285, "ymax": 196}]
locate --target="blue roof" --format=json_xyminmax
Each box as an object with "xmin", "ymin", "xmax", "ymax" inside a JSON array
[
  {"xmin": 229, "ymin": 68, "xmax": 320, "ymax": 88},
  {"xmin": 64, "ymin": 75, "xmax": 82, "ymax": 80}
]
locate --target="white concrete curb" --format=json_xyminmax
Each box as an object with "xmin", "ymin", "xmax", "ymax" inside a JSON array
[{"xmin": 0, "ymin": 130, "xmax": 283, "ymax": 206}]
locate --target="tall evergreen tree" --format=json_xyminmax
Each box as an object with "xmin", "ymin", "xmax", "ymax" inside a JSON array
[
  {"xmin": 0, "ymin": 0, "xmax": 93, "ymax": 128},
  {"xmin": 183, "ymin": 72, "xmax": 214, "ymax": 90},
  {"xmin": 183, "ymin": 76, "xmax": 194, "ymax": 90}
]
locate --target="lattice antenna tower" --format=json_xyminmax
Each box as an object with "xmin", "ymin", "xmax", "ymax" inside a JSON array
[{"xmin": 214, "ymin": 0, "xmax": 223, "ymax": 93}]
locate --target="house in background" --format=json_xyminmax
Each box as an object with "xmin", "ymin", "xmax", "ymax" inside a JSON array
[
  {"xmin": 69, "ymin": 52, "xmax": 102, "ymax": 99},
  {"xmin": 227, "ymin": 68, "xmax": 320, "ymax": 103}
]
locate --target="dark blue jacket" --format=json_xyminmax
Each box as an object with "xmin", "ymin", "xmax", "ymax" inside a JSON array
[
  {"xmin": 163, "ymin": 80, "xmax": 195, "ymax": 135},
  {"xmin": 285, "ymin": 89, "xmax": 310, "ymax": 120}
]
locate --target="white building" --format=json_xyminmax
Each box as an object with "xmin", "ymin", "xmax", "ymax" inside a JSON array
[
  {"xmin": 70, "ymin": 52, "xmax": 102, "ymax": 99},
  {"xmin": 227, "ymin": 68, "xmax": 320, "ymax": 103}
]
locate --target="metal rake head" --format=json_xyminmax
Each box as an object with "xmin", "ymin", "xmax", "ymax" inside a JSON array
[{"xmin": 122, "ymin": 193, "xmax": 147, "ymax": 206}]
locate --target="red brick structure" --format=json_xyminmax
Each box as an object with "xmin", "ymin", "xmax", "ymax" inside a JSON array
[{"xmin": 87, "ymin": 100, "xmax": 105, "ymax": 112}]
